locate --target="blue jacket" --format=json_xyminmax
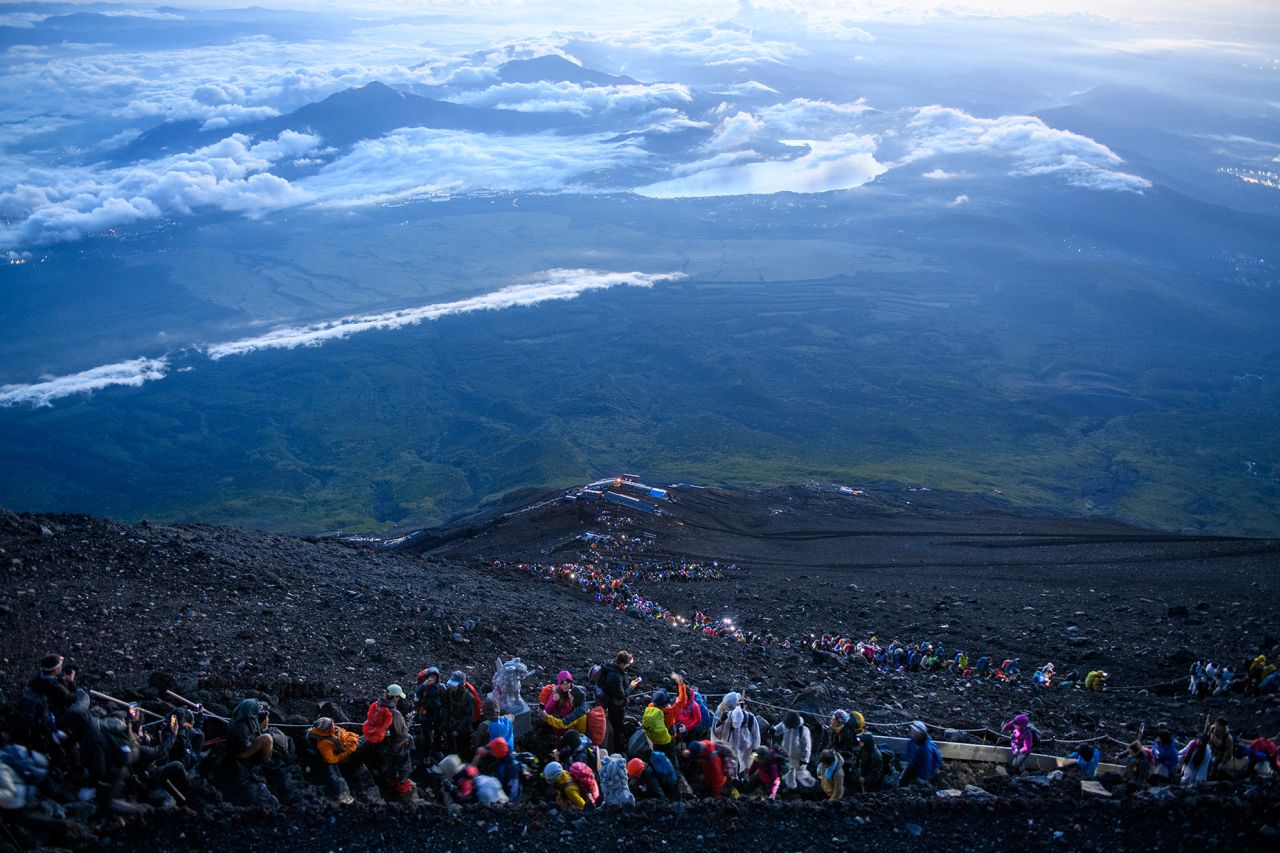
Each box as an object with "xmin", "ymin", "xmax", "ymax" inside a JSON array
[
  {"xmin": 1152, "ymin": 739, "xmax": 1180, "ymax": 774},
  {"xmin": 650, "ymin": 750, "xmax": 678, "ymax": 786},
  {"xmin": 904, "ymin": 737, "xmax": 942, "ymax": 780},
  {"xmin": 1069, "ymin": 749, "xmax": 1101, "ymax": 779}
]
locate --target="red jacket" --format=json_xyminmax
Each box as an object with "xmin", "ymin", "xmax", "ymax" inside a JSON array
[{"xmin": 691, "ymin": 740, "xmax": 726, "ymax": 796}]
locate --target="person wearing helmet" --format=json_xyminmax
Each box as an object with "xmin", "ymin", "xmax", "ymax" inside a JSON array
[{"xmin": 542, "ymin": 760, "xmax": 586, "ymax": 809}]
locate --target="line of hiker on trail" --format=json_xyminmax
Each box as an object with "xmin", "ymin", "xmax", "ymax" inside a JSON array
[{"xmin": 5, "ymin": 649, "xmax": 1280, "ymax": 847}]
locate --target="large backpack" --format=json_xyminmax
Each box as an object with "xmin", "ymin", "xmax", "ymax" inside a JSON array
[
  {"xmin": 538, "ymin": 684, "xmax": 556, "ymax": 708},
  {"xmin": 363, "ymin": 702, "xmax": 391, "ymax": 744},
  {"xmin": 585, "ymin": 705, "xmax": 607, "ymax": 746},
  {"xmin": 568, "ymin": 761, "xmax": 599, "ymax": 805},
  {"xmin": 690, "ymin": 692, "xmax": 712, "ymax": 736}
]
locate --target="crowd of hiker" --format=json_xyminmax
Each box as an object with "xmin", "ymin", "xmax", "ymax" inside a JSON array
[{"xmin": 3, "ymin": 649, "xmax": 1278, "ymax": 845}]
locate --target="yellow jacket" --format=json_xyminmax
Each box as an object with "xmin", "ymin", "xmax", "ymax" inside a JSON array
[{"xmin": 642, "ymin": 705, "xmax": 673, "ymax": 746}]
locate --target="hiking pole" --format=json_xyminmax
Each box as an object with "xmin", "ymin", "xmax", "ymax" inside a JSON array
[
  {"xmin": 164, "ymin": 780, "xmax": 188, "ymax": 803},
  {"xmin": 164, "ymin": 690, "xmax": 229, "ymax": 722},
  {"xmin": 89, "ymin": 689, "xmax": 164, "ymax": 720}
]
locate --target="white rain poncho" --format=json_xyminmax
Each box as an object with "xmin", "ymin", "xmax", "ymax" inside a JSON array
[
  {"xmin": 773, "ymin": 719, "xmax": 816, "ymax": 789},
  {"xmin": 711, "ymin": 692, "xmax": 760, "ymax": 778}
]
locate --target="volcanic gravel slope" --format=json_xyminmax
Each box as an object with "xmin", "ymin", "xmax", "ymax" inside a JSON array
[{"xmin": 2, "ymin": 483, "xmax": 1279, "ymax": 850}]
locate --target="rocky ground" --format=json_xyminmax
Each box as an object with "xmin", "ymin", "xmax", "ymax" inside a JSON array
[{"xmin": 2, "ymin": 481, "xmax": 1279, "ymax": 849}]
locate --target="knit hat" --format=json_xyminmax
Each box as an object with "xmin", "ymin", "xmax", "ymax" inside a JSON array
[
  {"xmin": 313, "ymin": 717, "xmax": 335, "ymax": 732},
  {"xmin": 910, "ymin": 721, "xmax": 928, "ymax": 736},
  {"xmin": 1012, "ymin": 713, "xmax": 1029, "ymax": 727},
  {"xmin": 385, "ymin": 684, "xmax": 405, "ymax": 699},
  {"xmin": 831, "ymin": 709, "xmax": 849, "ymax": 726},
  {"xmin": 652, "ymin": 689, "xmax": 671, "ymax": 709},
  {"xmin": 686, "ymin": 741, "xmax": 705, "ymax": 755},
  {"xmin": 447, "ymin": 671, "xmax": 465, "ymax": 688},
  {"xmin": 39, "ymin": 654, "xmax": 63, "ymax": 674},
  {"xmin": 543, "ymin": 761, "xmax": 563, "ymax": 781},
  {"xmin": 627, "ymin": 758, "xmax": 646, "ymax": 778},
  {"xmin": 487, "ymin": 737, "xmax": 510, "ymax": 760},
  {"xmin": 851, "ymin": 710, "xmax": 865, "ymax": 731},
  {"xmin": 557, "ymin": 670, "xmax": 574, "ymax": 684}
]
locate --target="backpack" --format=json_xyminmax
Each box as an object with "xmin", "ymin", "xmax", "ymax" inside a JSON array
[
  {"xmin": 538, "ymin": 684, "xmax": 555, "ymax": 708},
  {"xmin": 13, "ymin": 691, "xmax": 53, "ymax": 748},
  {"xmin": 585, "ymin": 705, "xmax": 607, "ymax": 746},
  {"xmin": 691, "ymin": 692, "xmax": 712, "ymax": 734},
  {"xmin": 568, "ymin": 761, "xmax": 599, "ymax": 805},
  {"xmin": 1026, "ymin": 726, "xmax": 1042, "ymax": 752},
  {"xmin": 627, "ymin": 728, "xmax": 652, "ymax": 759},
  {"xmin": 713, "ymin": 742, "xmax": 737, "ymax": 778},
  {"xmin": 650, "ymin": 750, "xmax": 678, "ymax": 786},
  {"xmin": 363, "ymin": 702, "xmax": 391, "ymax": 744}
]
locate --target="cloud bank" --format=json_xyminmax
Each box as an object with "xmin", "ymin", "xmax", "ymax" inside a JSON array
[
  {"xmin": 0, "ymin": 358, "xmax": 169, "ymax": 408},
  {"xmin": 206, "ymin": 268, "xmax": 686, "ymax": 358},
  {"xmin": 0, "ymin": 269, "xmax": 684, "ymax": 406}
]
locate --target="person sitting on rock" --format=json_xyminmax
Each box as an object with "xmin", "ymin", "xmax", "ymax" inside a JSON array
[
  {"xmin": 228, "ymin": 698, "xmax": 274, "ymax": 765},
  {"xmin": 472, "ymin": 698, "xmax": 515, "ymax": 757},
  {"xmin": 1124, "ymin": 740, "xmax": 1152, "ymax": 786},
  {"xmin": 16, "ymin": 655, "xmax": 76, "ymax": 752},
  {"xmin": 1205, "ymin": 717, "xmax": 1238, "ymax": 779},
  {"xmin": 1084, "ymin": 670, "xmax": 1108, "ymax": 692},
  {"xmin": 434, "ymin": 754, "xmax": 478, "ymax": 807},
  {"xmin": 539, "ymin": 670, "xmax": 588, "ymax": 743},
  {"xmin": 556, "ymin": 730, "xmax": 604, "ymax": 774},
  {"xmin": 413, "ymin": 667, "xmax": 446, "ymax": 761},
  {"xmin": 1151, "ymin": 729, "xmax": 1180, "ymax": 784},
  {"xmin": 1245, "ymin": 736, "xmax": 1279, "ymax": 776},
  {"xmin": 973, "ymin": 656, "xmax": 992, "ymax": 678},
  {"xmin": 472, "ymin": 736, "xmax": 521, "ymax": 803},
  {"xmin": 948, "ymin": 651, "xmax": 969, "ymax": 674},
  {"xmin": 1002, "ymin": 713, "xmax": 1035, "ymax": 775},
  {"xmin": 307, "ymin": 717, "xmax": 359, "ymax": 803},
  {"xmin": 681, "ymin": 740, "xmax": 730, "ymax": 797},
  {"xmin": 1068, "ymin": 743, "xmax": 1101, "ymax": 779},
  {"xmin": 816, "ymin": 749, "xmax": 844, "ymax": 800},
  {"xmin": 542, "ymin": 761, "xmax": 586, "ymax": 809},
  {"xmin": 1215, "ymin": 664, "xmax": 1235, "ymax": 696},
  {"xmin": 900, "ymin": 721, "xmax": 942, "ymax": 787},
  {"xmin": 1179, "ymin": 736, "xmax": 1212, "ymax": 787},
  {"xmin": 773, "ymin": 712, "xmax": 814, "ymax": 791},
  {"xmin": 442, "ymin": 671, "xmax": 482, "ymax": 760}
]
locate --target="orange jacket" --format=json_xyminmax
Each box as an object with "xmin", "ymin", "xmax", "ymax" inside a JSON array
[
  {"xmin": 663, "ymin": 681, "xmax": 692, "ymax": 730},
  {"xmin": 310, "ymin": 724, "xmax": 359, "ymax": 764}
]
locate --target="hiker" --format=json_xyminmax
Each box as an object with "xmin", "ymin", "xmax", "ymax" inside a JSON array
[
  {"xmin": 1206, "ymin": 717, "xmax": 1237, "ymax": 779},
  {"xmin": 711, "ymin": 692, "xmax": 760, "ymax": 779},
  {"xmin": 472, "ymin": 699, "xmax": 515, "ymax": 756},
  {"xmin": 1151, "ymin": 729, "xmax": 1180, "ymax": 784},
  {"xmin": 1084, "ymin": 670, "xmax": 1108, "ymax": 692},
  {"xmin": 974, "ymin": 656, "xmax": 992, "ymax": 677},
  {"xmin": 599, "ymin": 753, "xmax": 635, "ymax": 806},
  {"xmin": 815, "ymin": 749, "xmax": 844, "ymax": 800},
  {"xmin": 855, "ymin": 732, "xmax": 889, "ymax": 792},
  {"xmin": 822, "ymin": 709, "xmax": 863, "ymax": 761},
  {"xmin": 1215, "ymin": 664, "xmax": 1236, "ymax": 696},
  {"xmin": 682, "ymin": 740, "xmax": 730, "ymax": 797},
  {"xmin": 542, "ymin": 761, "xmax": 587, "ymax": 809},
  {"xmin": 1124, "ymin": 740, "xmax": 1152, "ymax": 786},
  {"xmin": 413, "ymin": 667, "xmax": 446, "ymax": 760},
  {"xmin": 598, "ymin": 651, "xmax": 641, "ymax": 752},
  {"xmin": 1179, "ymin": 736, "xmax": 1212, "ymax": 787},
  {"xmin": 567, "ymin": 761, "xmax": 600, "ymax": 807},
  {"xmin": 442, "ymin": 671, "xmax": 482, "ymax": 760},
  {"xmin": 307, "ymin": 717, "xmax": 358, "ymax": 803},
  {"xmin": 228, "ymin": 698, "xmax": 274, "ymax": 765},
  {"xmin": 1002, "ymin": 713, "xmax": 1034, "ymax": 776},
  {"xmin": 899, "ymin": 721, "xmax": 942, "ymax": 787},
  {"xmin": 741, "ymin": 746, "xmax": 784, "ymax": 800},
  {"xmin": 434, "ymin": 754, "xmax": 478, "ymax": 806},
  {"xmin": 363, "ymin": 685, "xmax": 413, "ymax": 798},
  {"xmin": 472, "ymin": 736, "xmax": 521, "ymax": 802},
  {"xmin": 556, "ymin": 730, "xmax": 604, "ymax": 774},
  {"xmin": 625, "ymin": 756, "xmax": 665, "ymax": 801},
  {"xmin": 541, "ymin": 670, "xmax": 588, "ymax": 738},
  {"xmin": 1245, "ymin": 737, "xmax": 1279, "ymax": 775},
  {"xmin": 949, "ymin": 651, "xmax": 969, "ymax": 674},
  {"xmin": 674, "ymin": 676, "xmax": 712, "ymax": 742},
  {"xmin": 1068, "ymin": 743, "xmax": 1101, "ymax": 779},
  {"xmin": 773, "ymin": 711, "xmax": 814, "ymax": 790},
  {"xmin": 17, "ymin": 655, "xmax": 76, "ymax": 751},
  {"xmin": 641, "ymin": 689, "xmax": 678, "ymax": 763}
]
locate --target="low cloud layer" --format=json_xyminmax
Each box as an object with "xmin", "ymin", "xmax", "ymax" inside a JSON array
[
  {"xmin": 206, "ymin": 269, "xmax": 686, "ymax": 358},
  {"xmin": 0, "ymin": 270, "xmax": 684, "ymax": 406},
  {"xmin": 0, "ymin": 358, "xmax": 169, "ymax": 408}
]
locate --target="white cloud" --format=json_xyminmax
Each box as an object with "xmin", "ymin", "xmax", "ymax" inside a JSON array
[
  {"xmin": 900, "ymin": 106, "xmax": 1151, "ymax": 192},
  {"xmin": 948, "ymin": 194, "xmax": 970, "ymax": 206},
  {"xmin": 636, "ymin": 134, "xmax": 886, "ymax": 197},
  {"xmin": 0, "ymin": 358, "xmax": 168, "ymax": 408},
  {"xmin": 0, "ymin": 131, "xmax": 319, "ymax": 249},
  {"xmin": 922, "ymin": 168, "xmax": 965, "ymax": 180},
  {"xmin": 206, "ymin": 269, "xmax": 687, "ymax": 358},
  {"xmin": 448, "ymin": 80, "xmax": 693, "ymax": 115},
  {"xmin": 704, "ymin": 110, "xmax": 764, "ymax": 151},
  {"xmin": 298, "ymin": 127, "xmax": 647, "ymax": 205},
  {"xmin": 755, "ymin": 97, "xmax": 873, "ymax": 136}
]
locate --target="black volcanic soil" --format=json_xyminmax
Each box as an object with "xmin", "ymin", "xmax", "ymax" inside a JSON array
[{"xmin": 2, "ymin": 482, "xmax": 1279, "ymax": 850}]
